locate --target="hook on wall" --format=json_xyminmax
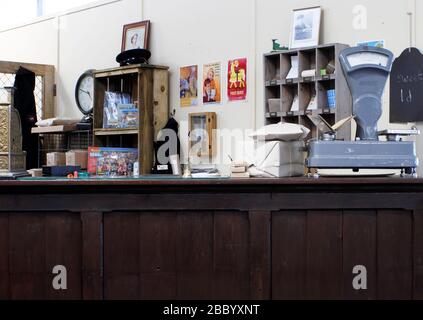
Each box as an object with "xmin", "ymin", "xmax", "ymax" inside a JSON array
[
  {"xmin": 407, "ymin": 12, "xmax": 413, "ymax": 52},
  {"xmin": 170, "ymin": 109, "xmax": 176, "ymax": 117}
]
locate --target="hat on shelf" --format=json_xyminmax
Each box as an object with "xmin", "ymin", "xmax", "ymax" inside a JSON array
[{"xmin": 116, "ymin": 48, "xmax": 151, "ymax": 66}]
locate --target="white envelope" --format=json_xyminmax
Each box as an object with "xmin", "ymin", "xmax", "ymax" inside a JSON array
[{"xmin": 253, "ymin": 141, "xmax": 305, "ymax": 177}]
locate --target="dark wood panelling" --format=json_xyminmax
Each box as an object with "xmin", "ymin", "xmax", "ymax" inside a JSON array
[
  {"xmin": 4, "ymin": 192, "xmax": 423, "ymax": 212},
  {"xmin": 0, "ymin": 179, "xmax": 423, "ymax": 300},
  {"xmin": 45, "ymin": 214, "xmax": 82, "ymax": 299},
  {"xmin": 342, "ymin": 210, "xmax": 377, "ymax": 299},
  {"xmin": 9, "ymin": 213, "xmax": 46, "ymax": 299},
  {"xmin": 176, "ymin": 212, "xmax": 213, "ymax": 299},
  {"xmin": 414, "ymin": 210, "xmax": 423, "ymax": 299},
  {"xmin": 272, "ymin": 211, "xmax": 306, "ymax": 299},
  {"xmin": 103, "ymin": 213, "xmax": 140, "ymax": 299},
  {"xmin": 213, "ymin": 211, "xmax": 249, "ymax": 299},
  {"xmin": 1, "ymin": 213, "xmax": 83, "ymax": 300},
  {"xmin": 377, "ymin": 210, "xmax": 413, "ymax": 299},
  {"xmin": 0, "ymin": 213, "xmax": 9, "ymax": 299},
  {"xmin": 306, "ymin": 210, "xmax": 343, "ymax": 299},
  {"xmin": 139, "ymin": 212, "xmax": 177, "ymax": 300},
  {"xmin": 81, "ymin": 211, "xmax": 103, "ymax": 300},
  {"xmin": 249, "ymin": 211, "xmax": 271, "ymax": 300}
]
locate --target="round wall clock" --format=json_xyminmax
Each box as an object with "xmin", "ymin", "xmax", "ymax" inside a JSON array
[{"xmin": 75, "ymin": 69, "xmax": 95, "ymax": 117}]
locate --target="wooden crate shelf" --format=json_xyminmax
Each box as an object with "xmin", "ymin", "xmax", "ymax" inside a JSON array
[
  {"xmin": 93, "ymin": 128, "xmax": 139, "ymax": 136},
  {"xmin": 263, "ymin": 43, "xmax": 353, "ymax": 140},
  {"xmin": 92, "ymin": 64, "xmax": 169, "ymax": 174}
]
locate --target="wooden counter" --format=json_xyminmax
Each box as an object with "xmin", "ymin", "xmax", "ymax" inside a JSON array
[{"xmin": 1, "ymin": 177, "xmax": 423, "ymax": 300}]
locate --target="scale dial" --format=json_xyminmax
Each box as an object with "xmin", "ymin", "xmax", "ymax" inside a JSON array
[
  {"xmin": 347, "ymin": 52, "xmax": 389, "ymax": 68},
  {"xmin": 75, "ymin": 70, "xmax": 95, "ymax": 115}
]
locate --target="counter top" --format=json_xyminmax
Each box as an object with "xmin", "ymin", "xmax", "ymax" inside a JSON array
[
  {"xmin": 0, "ymin": 176, "xmax": 423, "ymax": 186},
  {"xmin": 1, "ymin": 176, "xmax": 423, "ymax": 195}
]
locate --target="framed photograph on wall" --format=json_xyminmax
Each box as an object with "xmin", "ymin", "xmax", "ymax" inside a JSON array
[
  {"xmin": 290, "ymin": 6, "xmax": 321, "ymax": 49},
  {"xmin": 121, "ymin": 20, "xmax": 150, "ymax": 51}
]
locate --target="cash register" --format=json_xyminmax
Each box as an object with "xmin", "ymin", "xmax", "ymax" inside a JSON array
[
  {"xmin": 306, "ymin": 46, "xmax": 419, "ymax": 177},
  {"xmin": 0, "ymin": 87, "xmax": 29, "ymax": 179}
]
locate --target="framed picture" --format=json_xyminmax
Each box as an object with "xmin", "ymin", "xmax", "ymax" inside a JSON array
[
  {"xmin": 290, "ymin": 6, "xmax": 321, "ymax": 49},
  {"xmin": 121, "ymin": 20, "xmax": 150, "ymax": 51}
]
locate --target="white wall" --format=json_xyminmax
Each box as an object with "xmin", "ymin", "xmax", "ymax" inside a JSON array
[
  {"xmin": 256, "ymin": 0, "xmax": 418, "ymax": 127},
  {"xmin": 0, "ymin": 17, "xmax": 57, "ymax": 64},
  {"xmin": 57, "ymin": 0, "xmax": 142, "ymax": 118},
  {"xmin": 143, "ymin": 0, "xmax": 256, "ymax": 164},
  {"xmin": 0, "ymin": 0, "xmax": 421, "ymax": 167},
  {"xmin": 0, "ymin": 0, "xmax": 143, "ymax": 117}
]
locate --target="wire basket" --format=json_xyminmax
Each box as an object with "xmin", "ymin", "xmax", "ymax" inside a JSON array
[{"xmin": 38, "ymin": 130, "xmax": 92, "ymax": 167}]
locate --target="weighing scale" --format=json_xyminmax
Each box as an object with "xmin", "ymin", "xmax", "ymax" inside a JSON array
[{"xmin": 306, "ymin": 46, "xmax": 419, "ymax": 177}]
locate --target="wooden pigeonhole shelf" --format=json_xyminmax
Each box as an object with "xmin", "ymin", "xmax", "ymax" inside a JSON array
[{"xmin": 263, "ymin": 43, "xmax": 352, "ymax": 141}]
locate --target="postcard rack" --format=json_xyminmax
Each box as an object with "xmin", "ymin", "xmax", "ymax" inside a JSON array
[
  {"xmin": 92, "ymin": 64, "xmax": 169, "ymax": 174},
  {"xmin": 263, "ymin": 43, "xmax": 352, "ymax": 141}
]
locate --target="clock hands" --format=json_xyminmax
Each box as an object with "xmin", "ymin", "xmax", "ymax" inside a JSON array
[{"xmin": 79, "ymin": 88, "xmax": 92, "ymax": 100}]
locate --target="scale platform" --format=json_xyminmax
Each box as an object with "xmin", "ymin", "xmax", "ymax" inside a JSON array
[
  {"xmin": 306, "ymin": 46, "xmax": 420, "ymax": 177},
  {"xmin": 307, "ymin": 140, "xmax": 418, "ymax": 174}
]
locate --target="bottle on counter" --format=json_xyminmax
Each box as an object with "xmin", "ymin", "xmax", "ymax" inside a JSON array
[{"xmin": 133, "ymin": 161, "xmax": 140, "ymax": 177}]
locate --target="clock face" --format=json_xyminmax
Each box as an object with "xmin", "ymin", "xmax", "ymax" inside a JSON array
[{"xmin": 76, "ymin": 71, "xmax": 94, "ymax": 114}]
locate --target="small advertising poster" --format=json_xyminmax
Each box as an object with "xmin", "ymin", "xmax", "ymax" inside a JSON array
[
  {"xmin": 202, "ymin": 62, "xmax": 222, "ymax": 105},
  {"xmin": 180, "ymin": 65, "xmax": 198, "ymax": 107},
  {"xmin": 227, "ymin": 58, "xmax": 247, "ymax": 101},
  {"xmin": 357, "ymin": 39, "xmax": 385, "ymax": 48}
]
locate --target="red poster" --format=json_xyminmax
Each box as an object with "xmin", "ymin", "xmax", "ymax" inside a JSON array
[{"xmin": 227, "ymin": 58, "xmax": 247, "ymax": 101}]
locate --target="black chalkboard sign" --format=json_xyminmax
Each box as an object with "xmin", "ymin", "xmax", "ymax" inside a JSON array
[{"xmin": 390, "ymin": 48, "xmax": 423, "ymax": 123}]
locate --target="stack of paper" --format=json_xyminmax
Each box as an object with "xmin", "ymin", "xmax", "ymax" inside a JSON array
[
  {"xmin": 291, "ymin": 95, "xmax": 300, "ymax": 112},
  {"xmin": 231, "ymin": 161, "xmax": 250, "ymax": 178},
  {"xmin": 190, "ymin": 167, "xmax": 220, "ymax": 178},
  {"xmin": 307, "ymin": 94, "xmax": 318, "ymax": 111},
  {"xmin": 286, "ymin": 56, "xmax": 299, "ymax": 79}
]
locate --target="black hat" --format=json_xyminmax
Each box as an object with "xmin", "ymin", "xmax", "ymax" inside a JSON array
[{"xmin": 116, "ymin": 48, "xmax": 151, "ymax": 66}]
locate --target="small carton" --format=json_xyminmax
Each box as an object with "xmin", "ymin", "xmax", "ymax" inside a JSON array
[
  {"xmin": 268, "ymin": 98, "xmax": 281, "ymax": 113},
  {"xmin": 28, "ymin": 168, "xmax": 43, "ymax": 177},
  {"xmin": 66, "ymin": 150, "xmax": 88, "ymax": 169},
  {"xmin": 46, "ymin": 152, "xmax": 66, "ymax": 166}
]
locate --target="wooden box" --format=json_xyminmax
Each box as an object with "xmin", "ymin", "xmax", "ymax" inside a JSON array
[
  {"xmin": 66, "ymin": 150, "xmax": 88, "ymax": 169},
  {"xmin": 46, "ymin": 152, "xmax": 66, "ymax": 166},
  {"xmin": 189, "ymin": 112, "xmax": 217, "ymax": 158}
]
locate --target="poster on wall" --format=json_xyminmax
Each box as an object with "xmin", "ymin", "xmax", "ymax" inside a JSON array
[
  {"xmin": 180, "ymin": 65, "xmax": 198, "ymax": 107},
  {"xmin": 357, "ymin": 40, "xmax": 385, "ymax": 48},
  {"xmin": 202, "ymin": 62, "xmax": 222, "ymax": 105},
  {"xmin": 227, "ymin": 58, "xmax": 247, "ymax": 101}
]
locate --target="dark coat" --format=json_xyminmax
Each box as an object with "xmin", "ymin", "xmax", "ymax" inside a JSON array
[
  {"xmin": 13, "ymin": 67, "xmax": 38, "ymax": 169},
  {"xmin": 152, "ymin": 117, "xmax": 181, "ymax": 174}
]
